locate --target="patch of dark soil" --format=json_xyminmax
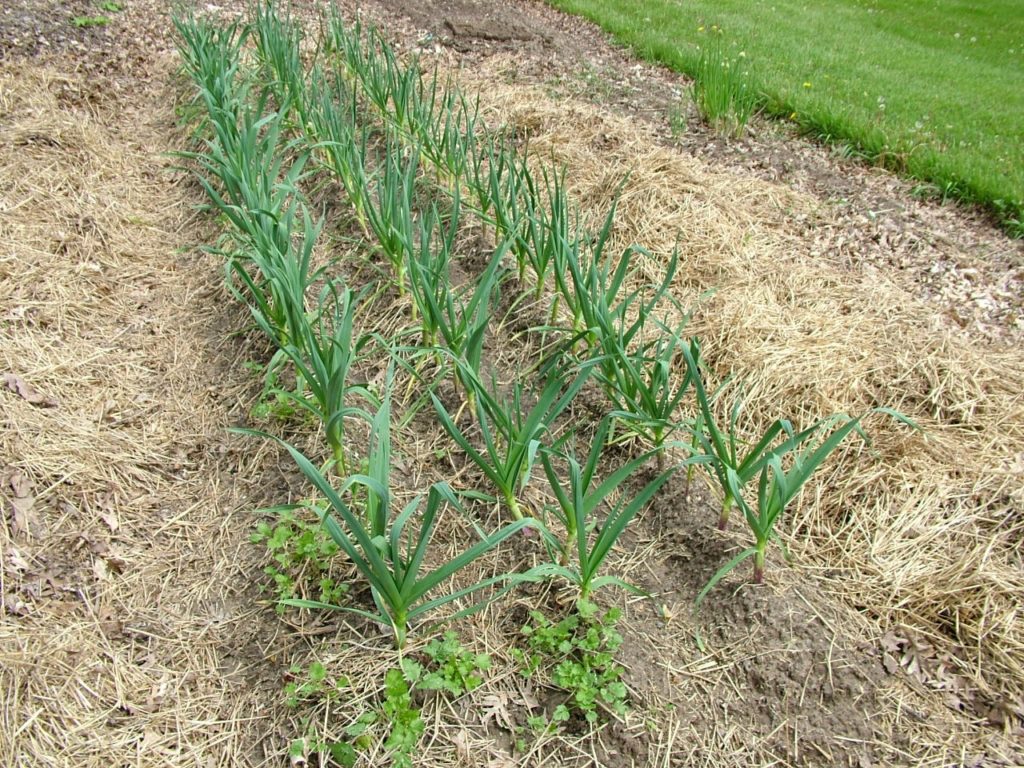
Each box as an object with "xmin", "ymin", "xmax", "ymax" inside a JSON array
[
  {"xmin": 705, "ymin": 588, "xmax": 894, "ymax": 765},
  {"xmin": 0, "ymin": 0, "xmax": 113, "ymax": 60},
  {"xmin": 605, "ymin": 467, "xmax": 894, "ymax": 766},
  {"xmin": 641, "ymin": 472, "xmax": 733, "ymax": 594},
  {"xmin": 387, "ymin": 0, "xmax": 551, "ymax": 51}
]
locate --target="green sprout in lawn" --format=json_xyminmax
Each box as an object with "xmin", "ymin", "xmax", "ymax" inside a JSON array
[
  {"xmin": 692, "ymin": 33, "xmax": 757, "ymax": 137},
  {"xmin": 251, "ymin": 505, "xmax": 349, "ymax": 611}
]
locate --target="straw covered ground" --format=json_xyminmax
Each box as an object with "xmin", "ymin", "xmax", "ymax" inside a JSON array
[{"xmin": 1, "ymin": 1, "xmax": 1022, "ymax": 766}]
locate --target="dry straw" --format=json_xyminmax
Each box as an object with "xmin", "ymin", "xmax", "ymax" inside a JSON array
[
  {"xmin": 0, "ymin": 61, "xmax": 293, "ymax": 766},
  {"xmin": 461, "ymin": 61, "xmax": 1024, "ymax": 705}
]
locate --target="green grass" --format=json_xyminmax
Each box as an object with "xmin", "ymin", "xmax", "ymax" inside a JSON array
[{"xmin": 545, "ymin": 0, "xmax": 1024, "ymax": 235}]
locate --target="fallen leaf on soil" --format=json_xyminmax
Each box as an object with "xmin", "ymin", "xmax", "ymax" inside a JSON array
[
  {"xmin": 91, "ymin": 489, "xmax": 120, "ymax": 532},
  {"xmin": 97, "ymin": 604, "xmax": 123, "ymax": 637},
  {"xmin": 480, "ymin": 692, "xmax": 514, "ymax": 731},
  {"xmin": 93, "ymin": 558, "xmax": 112, "ymax": 581},
  {"xmin": 984, "ymin": 696, "xmax": 1023, "ymax": 729},
  {"xmin": 2, "ymin": 467, "xmax": 37, "ymax": 536},
  {"xmin": 2, "ymin": 373, "xmax": 58, "ymax": 407},
  {"xmin": 452, "ymin": 729, "xmax": 473, "ymax": 762},
  {"xmin": 882, "ymin": 653, "xmax": 899, "ymax": 675},
  {"xmin": 143, "ymin": 675, "xmax": 169, "ymax": 713},
  {"xmin": 2, "ymin": 591, "xmax": 30, "ymax": 616},
  {"xmin": 7, "ymin": 546, "xmax": 30, "ymax": 573}
]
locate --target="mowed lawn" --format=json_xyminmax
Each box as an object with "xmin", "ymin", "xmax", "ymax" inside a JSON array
[{"xmin": 546, "ymin": 0, "xmax": 1024, "ymax": 232}]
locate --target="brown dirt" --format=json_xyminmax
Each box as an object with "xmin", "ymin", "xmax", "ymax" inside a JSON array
[{"xmin": 2, "ymin": 1, "xmax": 1022, "ymax": 767}]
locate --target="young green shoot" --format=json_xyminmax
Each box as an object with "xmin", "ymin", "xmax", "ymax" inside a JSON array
[
  {"xmin": 265, "ymin": 281, "xmax": 377, "ymax": 476},
  {"xmin": 591, "ymin": 304, "xmax": 695, "ymax": 464},
  {"xmin": 364, "ymin": 136, "xmax": 418, "ymax": 296},
  {"xmin": 681, "ymin": 344, "xmax": 919, "ymax": 595},
  {"xmin": 432, "ymin": 364, "xmax": 594, "ymax": 520},
  {"xmin": 537, "ymin": 416, "xmax": 679, "ymax": 599},
  {"xmin": 408, "ymin": 217, "xmax": 511, "ymax": 410},
  {"xmin": 240, "ymin": 384, "xmax": 539, "ymax": 648}
]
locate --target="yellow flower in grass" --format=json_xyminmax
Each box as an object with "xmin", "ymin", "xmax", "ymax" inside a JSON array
[{"xmin": 803, "ymin": 81, "xmax": 812, "ymax": 88}]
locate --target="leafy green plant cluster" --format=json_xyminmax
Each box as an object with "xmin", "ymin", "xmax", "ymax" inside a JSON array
[
  {"xmin": 72, "ymin": 2, "xmax": 123, "ymax": 28},
  {"xmin": 515, "ymin": 600, "xmax": 628, "ymax": 724},
  {"xmin": 282, "ymin": 635, "xmax": 487, "ymax": 766},
  {"xmin": 417, "ymin": 630, "xmax": 492, "ymax": 696},
  {"xmin": 283, "ymin": 660, "xmax": 345, "ymax": 708},
  {"xmin": 691, "ymin": 33, "xmax": 757, "ymax": 136},
  {"xmin": 378, "ymin": 663, "xmax": 425, "ymax": 768},
  {"xmin": 250, "ymin": 507, "xmax": 348, "ymax": 611}
]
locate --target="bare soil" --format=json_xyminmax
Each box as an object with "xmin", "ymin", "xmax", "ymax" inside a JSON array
[{"xmin": 2, "ymin": 1, "xmax": 1022, "ymax": 767}]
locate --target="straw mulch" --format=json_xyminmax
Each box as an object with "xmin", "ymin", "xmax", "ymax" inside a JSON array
[{"xmin": 0, "ymin": 58, "xmax": 294, "ymax": 766}]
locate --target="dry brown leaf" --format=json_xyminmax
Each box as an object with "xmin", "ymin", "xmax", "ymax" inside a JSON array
[
  {"xmin": 3, "ymin": 467, "xmax": 37, "ymax": 536},
  {"xmin": 7, "ymin": 546, "xmax": 30, "ymax": 573},
  {"xmin": 93, "ymin": 557, "xmax": 112, "ymax": 582},
  {"xmin": 479, "ymin": 692, "xmax": 514, "ymax": 731},
  {"xmin": 2, "ymin": 591, "xmax": 30, "ymax": 616},
  {"xmin": 452, "ymin": 729, "xmax": 473, "ymax": 763},
  {"xmin": 882, "ymin": 653, "xmax": 899, "ymax": 676},
  {"xmin": 2, "ymin": 372, "xmax": 58, "ymax": 407},
  {"xmin": 97, "ymin": 605, "xmax": 123, "ymax": 638},
  {"xmin": 94, "ymin": 489, "xmax": 120, "ymax": 532}
]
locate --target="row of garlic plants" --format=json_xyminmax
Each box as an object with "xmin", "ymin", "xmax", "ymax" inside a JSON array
[{"xmin": 174, "ymin": 4, "xmax": 914, "ymax": 648}]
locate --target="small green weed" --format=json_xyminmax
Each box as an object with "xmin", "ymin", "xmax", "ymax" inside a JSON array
[
  {"xmin": 97, "ymin": 1, "xmax": 124, "ymax": 12},
  {"xmin": 72, "ymin": 16, "xmax": 110, "ymax": 28},
  {"xmin": 250, "ymin": 508, "xmax": 349, "ymax": 612},
  {"xmin": 283, "ymin": 660, "xmax": 347, "ymax": 708},
  {"xmin": 288, "ymin": 714, "xmax": 370, "ymax": 768},
  {"xmin": 335, "ymin": 644, "xmax": 488, "ymax": 768},
  {"xmin": 283, "ymin": 662, "xmax": 366, "ymax": 766},
  {"xmin": 668, "ymin": 102, "xmax": 688, "ymax": 140},
  {"xmin": 514, "ymin": 600, "xmax": 628, "ymax": 724},
  {"xmin": 417, "ymin": 631, "xmax": 491, "ymax": 697},
  {"xmin": 380, "ymin": 661, "xmax": 426, "ymax": 768},
  {"xmin": 250, "ymin": 390, "xmax": 302, "ymax": 422}
]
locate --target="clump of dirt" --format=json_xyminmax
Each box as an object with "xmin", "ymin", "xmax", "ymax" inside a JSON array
[
  {"xmin": 385, "ymin": 0, "xmax": 551, "ymax": 50},
  {"xmin": 1, "ymin": 0, "xmax": 110, "ymax": 59}
]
